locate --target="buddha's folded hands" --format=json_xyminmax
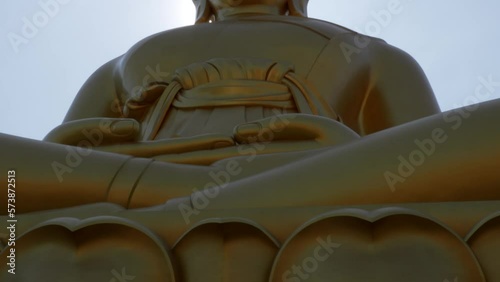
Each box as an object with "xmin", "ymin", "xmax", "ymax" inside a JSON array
[
  {"xmin": 154, "ymin": 114, "xmax": 361, "ymax": 165},
  {"xmin": 43, "ymin": 114, "xmax": 360, "ymax": 165}
]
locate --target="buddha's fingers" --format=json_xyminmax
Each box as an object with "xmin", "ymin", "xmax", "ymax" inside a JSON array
[
  {"xmin": 44, "ymin": 117, "xmax": 140, "ymax": 145},
  {"xmin": 233, "ymin": 114, "xmax": 360, "ymax": 146},
  {"xmin": 95, "ymin": 134, "xmax": 235, "ymax": 157}
]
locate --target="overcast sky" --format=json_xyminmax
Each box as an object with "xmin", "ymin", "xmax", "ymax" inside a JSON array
[{"xmin": 1, "ymin": 0, "xmax": 499, "ymax": 140}]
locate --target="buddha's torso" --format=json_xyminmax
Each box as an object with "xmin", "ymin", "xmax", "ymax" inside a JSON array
[{"xmin": 116, "ymin": 16, "xmax": 381, "ymax": 139}]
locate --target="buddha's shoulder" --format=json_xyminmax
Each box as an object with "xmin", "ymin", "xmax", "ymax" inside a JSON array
[
  {"xmin": 254, "ymin": 16, "xmax": 387, "ymax": 45},
  {"xmin": 122, "ymin": 24, "xmax": 203, "ymax": 56},
  {"xmin": 125, "ymin": 17, "xmax": 387, "ymax": 50},
  {"xmin": 118, "ymin": 17, "xmax": 396, "ymax": 69}
]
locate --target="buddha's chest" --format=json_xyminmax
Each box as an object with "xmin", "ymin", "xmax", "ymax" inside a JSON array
[
  {"xmin": 120, "ymin": 20, "xmax": 365, "ymax": 136},
  {"xmin": 121, "ymin": 20, "xmax": 352, "ymax": 89}
]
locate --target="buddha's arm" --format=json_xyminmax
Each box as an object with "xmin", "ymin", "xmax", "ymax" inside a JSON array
[
  {"xmin": 358, "ymin": 43, "xmax": 441, "ymax": 135},
  {"xmin": 43, "ymin": 57, "xmax": 137, "ymax": 146},
  {"xmin": 62, "ymin": 57, "xmax": 124, "ymax": 122},
  {"xmin": 44, "ymin": 57, "xmax": 236, "ymax": 156}
]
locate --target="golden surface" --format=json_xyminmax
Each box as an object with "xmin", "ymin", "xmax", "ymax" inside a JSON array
[{"xmin": 1, "ymin": 0, "xmax": 499, "ymax": 281}]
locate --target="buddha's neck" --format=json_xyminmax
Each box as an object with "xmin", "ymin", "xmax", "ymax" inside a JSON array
[{"xmin": 214, "ymin": 5, "xmax": 284, "ymax": 21}]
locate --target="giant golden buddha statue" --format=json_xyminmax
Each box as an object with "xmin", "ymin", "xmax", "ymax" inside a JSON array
[{"xmin": 1, "ymin": 0, "xmax": 499, "ymax": 281}]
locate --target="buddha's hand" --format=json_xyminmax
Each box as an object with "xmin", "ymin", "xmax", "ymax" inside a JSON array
[
  {"xmin": 154, "ymin": 114, "xmax": 360, "ymax": 165},
  {"xmin": 44, "ymin": 117, "xmax": 235, "ymax": 157},
  {"xmin": 44, "ymin": 118, "xmax": 141, "ymax": 145},
  {"xmin": 233, "ymin": 113, "xmax": 360, "ymax": 147}
]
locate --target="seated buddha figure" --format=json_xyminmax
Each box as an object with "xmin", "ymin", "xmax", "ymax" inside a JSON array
[{"xmin": 1, "ymin": 0, "xmax": 499, "ymax": 214}]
